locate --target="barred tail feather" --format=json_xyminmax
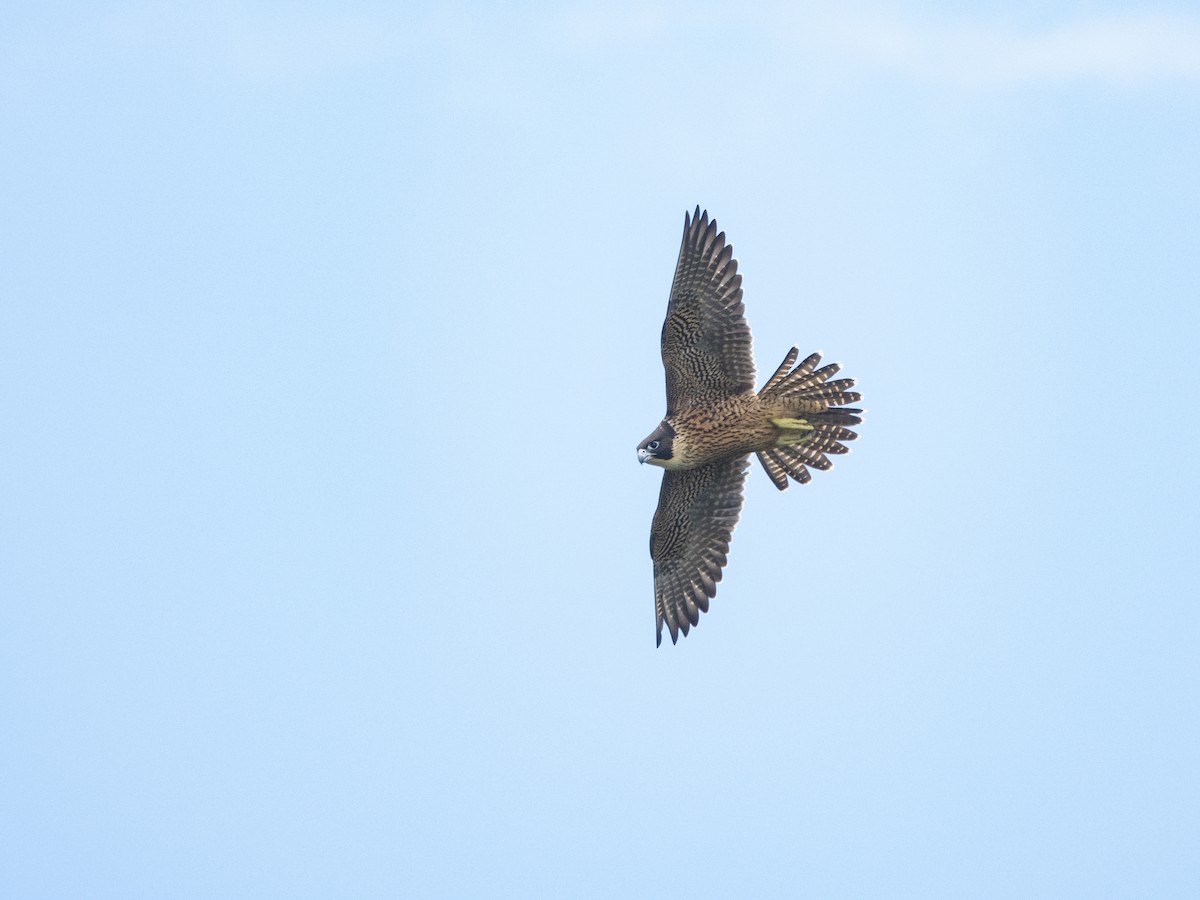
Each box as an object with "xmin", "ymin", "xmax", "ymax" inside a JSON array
[
  {"xmin": 761, "ymin": 347, "xmax": 799, "ymax": 394},
  {"xmin": 778, "ymin": 362, "xmax": 842, "ymax": 393},
  {"xmin": 756, "ymin": 449, "xmax": 790, "ymax": 490},
  {"xmin": 756, "ymin": 447, "xmax": 813, "ymax": 489},
  {"xmin": 788, "ymin": 379, "xmax": 859, "ymax": 401},
  {"xmin": 756, "ymin": 347, "xmax": 865, "ymax": 489},
  {"xmin": 814, "ymin": 409, "xmax": 864, "ymax": 427}
]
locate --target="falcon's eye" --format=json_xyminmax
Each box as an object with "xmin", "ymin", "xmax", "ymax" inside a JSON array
[{"xmin": 648, "ymin": 440, "xmax": 660, "ymax": 451}]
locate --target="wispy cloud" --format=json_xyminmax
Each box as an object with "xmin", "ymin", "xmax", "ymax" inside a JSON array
[
  {"xmin": 544, "ymin": 3, "xmax": 1200, "ymax": 88},
  {"xmin": 1, "ymin": 2, "xmax": 458, "ymax": 89},
  {"xmin": 818, "ymin": 11, "xmax": 1200, "ymax": 86},
  {"xmin": 6, "ymin": 3, "xmax": 1200, "ymax": 92}
]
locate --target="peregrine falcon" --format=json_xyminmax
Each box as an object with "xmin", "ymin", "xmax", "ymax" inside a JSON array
[{"xmin": 638, "ymin": 208, "xmax": 864, "ymax": 646}]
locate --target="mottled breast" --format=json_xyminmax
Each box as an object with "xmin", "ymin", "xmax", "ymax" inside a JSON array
[{"xmin": 664, "ymin": 392, "xmax": 774, "ymax": 469}]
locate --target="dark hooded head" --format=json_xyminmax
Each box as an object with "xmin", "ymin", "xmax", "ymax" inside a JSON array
[{"xmin": 637, "ymin": 421, "xmax": 675, "ymax": 466}]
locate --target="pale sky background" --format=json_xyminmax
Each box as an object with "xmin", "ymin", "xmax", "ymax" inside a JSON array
[{"xmin": 3, "ymin": 2, "xmax": 1199, "ymax": 897}]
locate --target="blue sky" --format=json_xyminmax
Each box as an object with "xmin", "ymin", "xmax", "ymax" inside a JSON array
[{"xmin": 3, "ymin": 2, "xmax": 1198, "ymax": 897}]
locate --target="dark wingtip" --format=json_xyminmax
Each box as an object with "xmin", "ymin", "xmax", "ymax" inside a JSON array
[{"xmin": 656, "ymin": 630, "xmax": 662, "ymax": 648}]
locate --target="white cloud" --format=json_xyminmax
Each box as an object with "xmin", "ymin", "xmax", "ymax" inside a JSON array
[
  {"xmin": 6, "ymin": 3, "xmax": 1200, "ymax": 91},
  {"xmin": 1, "ymin": 2, "xmax": 444, "ymax": 89},
  {"xmin": 810, "ymin": 10, "xmax": 1200, "ymax": 87},
  {"xmin": 542, "ymin": 3, "xmax": 1200, "ymax": 87}
]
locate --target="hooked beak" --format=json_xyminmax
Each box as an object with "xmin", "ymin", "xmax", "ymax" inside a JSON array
[{"xmin": 638, "ymin": 448, "xmax": 651, "ymax": 464}]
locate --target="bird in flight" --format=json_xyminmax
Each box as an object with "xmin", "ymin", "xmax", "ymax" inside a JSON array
[{"xmin": 638, "ymin": 208, "xmax": 864, "ymax": 646}]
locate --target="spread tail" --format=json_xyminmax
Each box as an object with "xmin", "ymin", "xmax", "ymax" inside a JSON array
[{"xmin": 756, "ymin": 348, "xmax": 863, "ymax": 490}]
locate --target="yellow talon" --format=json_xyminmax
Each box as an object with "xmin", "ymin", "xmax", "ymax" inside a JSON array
[
  {"xmin": 771, "ymin": 417, "xmax": 816, "ymax": 445},
  {"xmin": 771, "ymin": 417, "xmax": 814, "ymax": 431}
]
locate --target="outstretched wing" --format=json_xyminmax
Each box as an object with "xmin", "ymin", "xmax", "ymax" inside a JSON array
[
  {"xmin": 650, "ymin": 456, "xmax": 749, "ymax": 646},
  {"xmin": 661, "ymin": 208, "xmax": 755, "ymax": 415}
]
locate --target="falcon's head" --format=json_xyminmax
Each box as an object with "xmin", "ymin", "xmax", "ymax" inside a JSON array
[{"xmin": 637, "ymin": 421, "xmax": 675, "ymax": 466}]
